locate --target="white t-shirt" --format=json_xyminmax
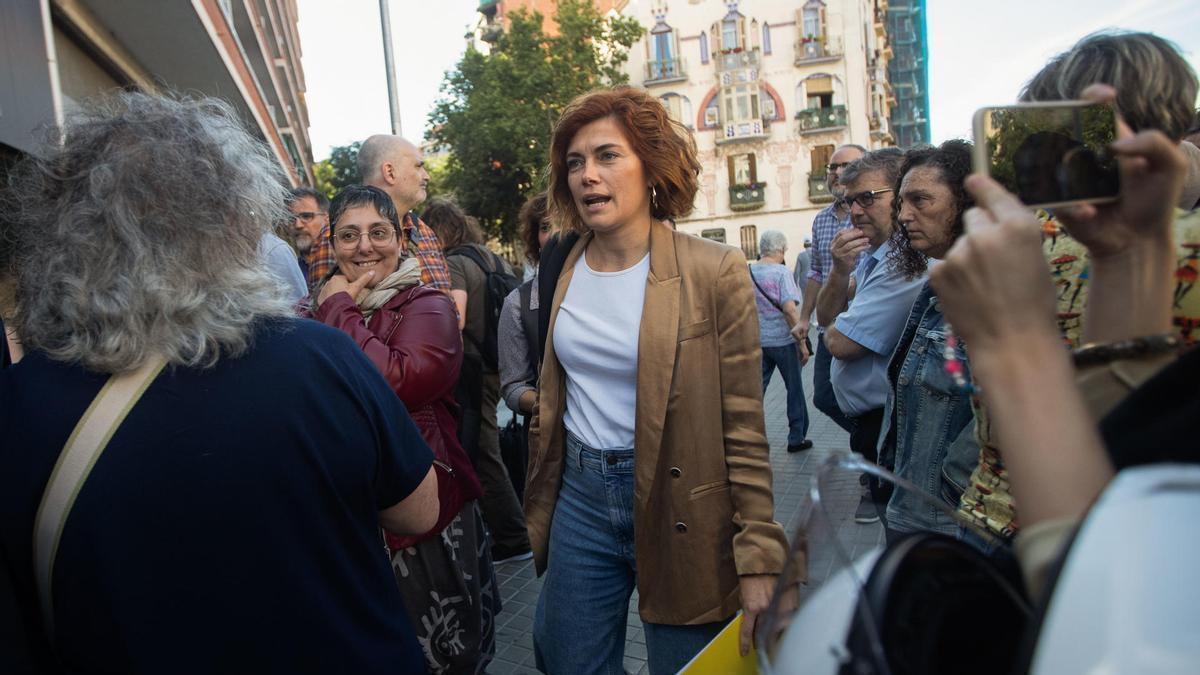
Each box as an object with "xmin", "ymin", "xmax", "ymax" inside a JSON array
[{"xmin": 553, "ymin": 250, "xmax": 650, "ymax": 450}]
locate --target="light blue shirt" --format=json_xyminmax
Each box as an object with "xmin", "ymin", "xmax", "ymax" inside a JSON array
[
  {"xmin": 830, "ymin": 240, "xmax": 928, "ymax": 416},
  {"xmin": 261, "ymin": 232, "xmax": 307, "ymax": 305},
  {"xmin": 749, "ymin": 262, "xmax": 802, "ymax": 348}
]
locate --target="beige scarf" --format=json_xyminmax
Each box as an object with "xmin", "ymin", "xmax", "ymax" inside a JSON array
[{"xmin": 357, "ymin": 257, "xmax": 422, "ymax": 321}]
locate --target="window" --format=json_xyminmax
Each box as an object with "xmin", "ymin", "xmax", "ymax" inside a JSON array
[
  {"xmin": 703, "ymin": 96, "xmax": 720, "ymax": 127},
  {"xmin": 740, "ymin": 225, "xmax": 759, "ymax": 259},
  {"xmin": 727, "ymin": 153, "xmax": 758, "ymax": 186},
  {"xmin": 722, "ymin": 19, "xmax": 739, "ymax": 51},
  {"xmin": 660, "ymin": 94, "xmax": 693, "ymax": 127},
  {"xmin": 805, "ymin": 76, "xmax": 834, "ymax": 109},
  {"xmin": 802, "ymin": 0, "xmax": 824, "ymax": 39},
  {"xmin": 762, "ymin": 23, "xmax": 772, "ymax": 54},
  {"xmin": 701, "ymin": 228, "xmax": 727, "ymax": 243},
  {"xmin": 723, "ymin": 84, "xmax": 760, "ymax": 123},
  {"xmin": 700, "ymin": 31, "xmax": 709, "ymax": 64},
  {"xmin": 812, "ymin": 144, "xmax": 834, "ymax": 176},
  {"xmin": 654, "ymin": 31, "xmax": 674, "ymax": 63}
]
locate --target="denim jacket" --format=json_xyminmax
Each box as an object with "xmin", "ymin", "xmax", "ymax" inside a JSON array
[{"xmin": 877, "ymin": 283, "xmax": 979, "ymax": 535}]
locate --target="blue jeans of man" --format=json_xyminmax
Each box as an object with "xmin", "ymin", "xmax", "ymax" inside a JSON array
[
  {"xmin": 813, "ymin": 332, "xmax": 855, "ymax": 433},
  {"xmin": 760, "ymin": 343, "xmax": 810, "ymax": 445},
  {"xmin": 533, "ymin": 432, "xmax": 727, "ymax": 675}
]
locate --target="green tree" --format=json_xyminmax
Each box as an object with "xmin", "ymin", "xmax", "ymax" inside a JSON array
[
  {"xmin": 428, "ymin": 0, "xmax": 643, "ymax": 242},
  {"xmin": 313, "ymin": 141, "xmax": 362, "ymax": 199}
]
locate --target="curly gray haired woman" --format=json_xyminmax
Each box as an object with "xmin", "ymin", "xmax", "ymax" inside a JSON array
[{"xmin": 0, "ymin": 93, "xmax": 439, "ymax": 673}]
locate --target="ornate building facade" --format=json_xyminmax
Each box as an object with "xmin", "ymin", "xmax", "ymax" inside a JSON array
[{"xmin": 621, "ymin": 0, "xmax": 894, "ymax": 259}]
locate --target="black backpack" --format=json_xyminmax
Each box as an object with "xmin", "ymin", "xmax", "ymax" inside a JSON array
[{"xmin": 448, "ymin": 245, "xmax": 520, "ymax": 371}]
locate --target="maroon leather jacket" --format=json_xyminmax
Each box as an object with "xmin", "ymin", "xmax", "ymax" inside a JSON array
[{"xmin": 312, "ymin": 285, "xmax": 482, "ymax": 549}]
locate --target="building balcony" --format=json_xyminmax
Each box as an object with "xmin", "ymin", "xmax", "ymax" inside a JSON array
[
  {"xmin": 729, "ymin": 183, "xmax": 767, "ymax": 211},
  {"xmin": 644, "ymin": 58, "xmax": 687, "ymax": 85},
  {"xmin": 794, "ymin": 35, "xmax": 843, "ymax": 65},
  {"xmin": 717, "ymin": 118, "xmax": 770, "ymax": 144},
  {"xmin": 809, "ymin": 175, "xmax": 834, "ymax": 204},
  {"xmin": 715, "ymin": 47, "xmax": 760, "ymax": 72},
  {"xmin": 795, "ymin": 105, "xmax": 847, "ymax": 134}
]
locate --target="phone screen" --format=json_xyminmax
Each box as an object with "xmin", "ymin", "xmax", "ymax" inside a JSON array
[{"xmin": 978, "ymin": 104, "xmax": 1119, "ymax": 207}]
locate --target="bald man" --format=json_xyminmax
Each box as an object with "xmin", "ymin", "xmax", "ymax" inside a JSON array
[{"xmin": 306, "ymin": 135, "xmax": 452, "ymax": 291}]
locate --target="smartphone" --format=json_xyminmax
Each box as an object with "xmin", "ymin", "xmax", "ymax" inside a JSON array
[{"xmin": 972, "ymin": 101, "xmax": 1120, "ymax": 210}]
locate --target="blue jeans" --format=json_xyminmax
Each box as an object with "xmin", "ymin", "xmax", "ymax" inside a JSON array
[
  {"xmin": 761, "ymin": 344, "xmax": 810, "ymax": 445},
  {"xmin": 813, "ymin": 333, "xmax": 855, "ymax": 433},
  {"xmin": 533, "ymin": 432, "xmax": 727, "ymax": 675}
]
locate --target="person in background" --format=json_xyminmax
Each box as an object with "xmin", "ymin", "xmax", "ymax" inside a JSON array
[
  {"xmin": 874, "ymin": 140, "xmax": 980, "ymax": 539},
  {"xmin": 955, "ymin": 30, "xmax": 1200, "ymax": 545},
  {"xmin": 792, "ymin": 237, "xmax": 812, "ymax": 322},
  {"xmin": 307, "ymin": 134, "xmax": 453, "ymax": 293},
  {"xmin": 526, "ymin": 86, "xmax": 787, "ymax": 674},
  {"xmin": 286, "ymin": 187, "xmax": 329, "ymax": 283},
  {"xmin": 816, "ymin": 147, "xmax": 924, "ymax": 529},
  {"xmin": 749, "ymin": 230, "xmax": 812, "ymax": 452},
  {"xmin": 260, "ymin": 227, "xmax": 307, "ymax": 305},
  {"xmin": 500, "ymin": 192, "xmax": 554, "ymax": 418},
  {"xmin": 799, "ymin": 144, "xmax": 866, "ymax": 434},
  {"xmin": 422, "ymin": 197, "xmax": 533, "ymax": 565},
  {"xmin": 309, "ymin": 185, "xmax": 497, "ymax": 674},
  {"xmin": 930, "ymin": 118, "xmax": 1191, "ymax": 596},
  {"xmin": 0, "ymin": 93, "xmax": 438, "ymax": 673}
]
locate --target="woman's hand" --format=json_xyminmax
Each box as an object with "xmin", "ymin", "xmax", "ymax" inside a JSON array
[
  {"xmin": 929, "ymin": 174, "xmax": 1059, "ymax": 354},
  {"xmin": 738, "ymin": 573, "xmax": 778, "ymax": 656},
  {"xmin": 1054, "ymin": 84, "xmax": 1187, "ymax": 259},
  {"xmin": 317, "ymin": 270, "xmax": 375, "ymax": 306}
]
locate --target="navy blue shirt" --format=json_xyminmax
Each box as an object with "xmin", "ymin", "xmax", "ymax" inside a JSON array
[{"xmin": 0, "ymin": 318, "xmax": 432, "ymax": 673}]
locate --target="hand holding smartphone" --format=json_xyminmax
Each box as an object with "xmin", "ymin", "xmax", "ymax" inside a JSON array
[{"xmin": 972, "ymin": 102, "xmax": 1120, "ymax": 210}]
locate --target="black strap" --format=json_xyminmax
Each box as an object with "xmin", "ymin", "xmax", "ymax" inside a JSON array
[
  {"xmin": 748, "ymin": 263, "xmax": 786, "ymax": 314},
  {"xmin": 518, "ymin": 279, "xmax": 540, "ymax": 375},
  {"xmin": 447, "ymin": 244, "xmax": 496, "ymax": 275}
]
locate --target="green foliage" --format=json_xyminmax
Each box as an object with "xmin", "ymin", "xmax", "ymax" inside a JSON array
[
  {"xmin": 312, "ymin": 160, "xmax": 337, "ymax": 200},
  {"xmin": 428, "ymin": 0, "xmax": 644, "ymax": 242}
]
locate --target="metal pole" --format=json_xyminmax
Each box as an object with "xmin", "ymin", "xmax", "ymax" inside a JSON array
[{"xmin": 378, "ymin": 0, "xmax": 402, "ymax": 137}]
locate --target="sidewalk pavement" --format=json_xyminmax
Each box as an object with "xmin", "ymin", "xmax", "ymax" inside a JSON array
[{"xmin": 488, "ymin": 356, "xmax": 883, "ymax": 675}]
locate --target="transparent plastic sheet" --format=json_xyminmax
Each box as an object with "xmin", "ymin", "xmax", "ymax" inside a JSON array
[{"xmin": 755, "ymin": 451, "xmax": 1012, "ymax": 675}]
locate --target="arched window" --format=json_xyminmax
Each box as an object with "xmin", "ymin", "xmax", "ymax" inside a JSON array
[
  {"xmin": 700, "ymin": 31, "xmax": 709, "ymax": 64},
  {"xmin": 660, "ymin": 94, "xmax": 694, "ymax": 128},
  {"xmin": 762, "ymin": 23, "xmax": 772, "ymax": 55}
]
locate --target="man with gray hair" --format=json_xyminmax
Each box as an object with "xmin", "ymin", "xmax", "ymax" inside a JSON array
[
  {"xmin": 816, "ymin": 147, "xmax": 926, "ymax": 526},
  {"xmin": 798, "ymin": 144, "xmax": 866, "ymax": 435},
  {"xmin": 306, "ymin": 135, "xmax": 452, "ymax": 292},
  {"xmin": 749, "ymin": 230, "xmax": 812, "ymax": 452}
]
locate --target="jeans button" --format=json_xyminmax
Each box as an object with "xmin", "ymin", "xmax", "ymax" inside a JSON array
[
  {"xmin": 670, "ymin": 467, "xmax": 682, "ymax": 477},
  {"xmin": 606, "ymin": 455, "xmax": 618, "ymax": 466},
  {"xmin": 675, "ymin": 521, "xmax": 688, "ymax": 533}
]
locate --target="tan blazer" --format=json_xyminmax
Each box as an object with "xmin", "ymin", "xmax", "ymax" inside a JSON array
[{"xmin": 526, "ymin": 222, "xmax": 788, "ymax": 625}]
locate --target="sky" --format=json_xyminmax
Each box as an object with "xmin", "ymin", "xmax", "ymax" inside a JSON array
[{"xmin": 295, "ymin": 0, "xmax": 1200, "ymax": 161}]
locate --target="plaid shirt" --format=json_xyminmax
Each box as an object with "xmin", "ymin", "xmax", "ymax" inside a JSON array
[
  {"xmin": 806, "ymin": 201, "xmax": 861, "ymax": 285},
  {"xmin": 306, "ymin": 212, "xmax": 452, "ymax": 292}
]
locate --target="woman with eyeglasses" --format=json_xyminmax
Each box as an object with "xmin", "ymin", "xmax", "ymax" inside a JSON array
[{"xmin": 310, "ymin": 184, "xmax": 498, "ymax": 674}]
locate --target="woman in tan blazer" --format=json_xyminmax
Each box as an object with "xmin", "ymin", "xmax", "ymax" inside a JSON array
[{"xmin": 525, "ymin": 87, "xmax": 788, "ymax": 675}]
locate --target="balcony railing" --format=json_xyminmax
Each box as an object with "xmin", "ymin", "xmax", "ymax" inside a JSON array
[
  {"xmin": 716, "ymin": 48, "xmax": 760, "ymax": 72},
  {"xmin": 729, "ymin": 183, "xmax": 767, "ymax": 211},
  {"xmin": 809, "ymin": 175, "xmax": 834, "ymax": 204},
  {"xmin": 794, "ymin": 35, "xmax": 844, "ymax": 64},
  {"xmin": 644, "ymin": 58, "xmax": 687, "ymax": 84},
  {"xmin": 718, "ymin": 118, "xmax": 769, "ymax": 143},
  {"xmin": 795, "ymin": 105, "xmax": 848, "ymax": 133}
]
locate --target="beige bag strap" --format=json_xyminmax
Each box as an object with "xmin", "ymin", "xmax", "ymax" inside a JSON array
[{"xmin": 32, "ymin": 355, "xmax": 167, "ymax": 634}]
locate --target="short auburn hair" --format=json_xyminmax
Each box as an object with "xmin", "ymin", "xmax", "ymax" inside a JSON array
[{"xmin": 549, "ymin": 87, "xmax": 701, "ymax": 234}]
